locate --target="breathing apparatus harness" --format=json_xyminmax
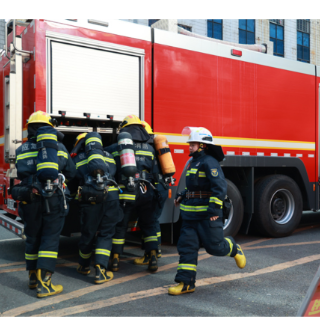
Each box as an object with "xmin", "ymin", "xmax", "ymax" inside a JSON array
[
  {"xmin": 76, "ymin": 133, "xmax": 122, "ymax": 204},
  {"xmin": 117, "ymin": 131, "xmax": 158, "ymax": 206}
]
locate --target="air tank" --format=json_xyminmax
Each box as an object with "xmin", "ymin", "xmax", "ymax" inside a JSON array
[
  {"xmin": 117, "ymin": 131, "xmax": 137, "ymax": 178},
  {"xmin": 153, "ymin": 135, "xmax": 176, "ymax": 177}
]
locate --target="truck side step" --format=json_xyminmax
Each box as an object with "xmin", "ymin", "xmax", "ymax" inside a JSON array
[{"xmin": 0, "ymin": 213, "xmax": 25, "ymax": 239}]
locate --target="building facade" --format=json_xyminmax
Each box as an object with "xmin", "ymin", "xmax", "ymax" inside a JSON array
[
  {"xmin": 0, "ymin": 19, "xmax": 5, "ymax": 53},
  {"xmin": 121, "ymin": 19, "xmax": 320, "ymax": 65}
]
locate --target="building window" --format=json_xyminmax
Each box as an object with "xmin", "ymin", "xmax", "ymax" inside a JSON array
[
  {"xmin": 148, "ymin": 19, "xmax": 160, "ymax": 27},
  {"xmin": 239, "ymin": 19, "xmax": 255, "ymax": 44},
  {"xmin": 207, "ymin": 19, "xmax": 222, "ymax": 40},
  {"xmin": 297, "ymin": 19, "xmax": 310, "ymax": 63},
  {"xmin": 178, "ymin": 24, "xmax": 192, "ymax": 32},
  {"xmin": 270, "ymin": 20, "xmax": 284, "ymax": 57}
]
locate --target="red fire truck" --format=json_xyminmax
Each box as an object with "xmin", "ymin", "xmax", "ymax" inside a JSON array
[{"xmin": 0, "ymin": 19, "xmax": 318, "ymax": 240}]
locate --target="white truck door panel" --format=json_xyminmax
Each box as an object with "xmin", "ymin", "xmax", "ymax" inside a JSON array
[{"xmin": 49, "ymin": 40, "xmax": 142, "ymax": 121}]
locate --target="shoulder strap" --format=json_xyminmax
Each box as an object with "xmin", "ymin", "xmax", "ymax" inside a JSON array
[
  {"xmin": 85, "ymin": 143, "xmax": 103, "ymax": 153},
  {"xmin": 37, "ymin": 141, "xmax": 58, "ymax": 150}
]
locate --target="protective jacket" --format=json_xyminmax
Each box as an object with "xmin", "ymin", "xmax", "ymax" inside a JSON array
[
  {"xmin": 15, "ymin": 134, "xmax": 76, "ymax": 273},
  {"xmin": 178, "ymin": 150, "xmax": 227, "ymax": 220},
  {"xmin": 72, "ymin": 149, "xmax": 119, "ymax": 202},
  {"xmin": 105, "ymin": 125, "xmax": 159, "ymax": 203},
  {"xmin": 15, "ymin": 137, "xmax": 76, "ymax": 185}
]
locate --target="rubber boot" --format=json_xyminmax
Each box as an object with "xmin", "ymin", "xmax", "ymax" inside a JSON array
[
  {"xmin": 157, "ymin": 245, "xmax": 162, "ymax": 258},
  {"xmin": 168, "ymin": 282, "xmax": 195, "ymax": 295},
  {"xmin": 110, "ymin": 253, "xmax": 120, "ymax": 272},
  {"xmin": 95, "ymin": 265, "xmax": 113, "ymax": 284},
  {"xmin": 234, "ymin": 244, "xmax": 246, "ymax": 269},
  {"xmin": 36, "ymin": 269, "xmax": 63, "ymax": 298},
  {"xmin": 148, "ymin": 250, "xmax": 158, "ymax": 272},
  {"xmin": 133, "ymin": 252, "xmax": 149, "ymax": 265},
  {"xmin": 76, "ymin": 264, "xmax": 91, "ymax": 275},
  {"xmin": 28, "ymin": 270, "xmax": 37, "ymax": 289}
]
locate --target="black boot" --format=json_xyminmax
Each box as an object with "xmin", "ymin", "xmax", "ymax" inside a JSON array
[
  {"xmin": 28, "ymin": 270, "xmax": 37, "ymax": 289},
  {"xmin": 148, "ymin": 250, "xmax": 158, "ymax": 272}
]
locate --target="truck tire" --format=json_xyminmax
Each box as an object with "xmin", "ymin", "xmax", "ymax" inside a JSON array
[
  {"xmin": 253, "ymin": 174, "xmax": 302, "ymax": 237},
  {"xmin": 223, "ymin": 179, "xmax": 244, "ymax": 237}
]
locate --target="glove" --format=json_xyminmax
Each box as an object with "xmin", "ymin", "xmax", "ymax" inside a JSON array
[{"xmin": 175, "ymin": 192, "xmax": 184, "ymax": 203}]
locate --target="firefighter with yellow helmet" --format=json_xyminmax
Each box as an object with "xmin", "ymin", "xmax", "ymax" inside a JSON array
[
  {"xmin": 168, "ymin": 127, "xmax": 246, "ymax": 296},
  {"xmin": 134, "ymin": 121, "xmax": 171, "ymax": 262},
  {"xmin": 105, "ymin": 115, "xmax": 159, "ymax": 272},
  {"xmin": 12, "ymin": 111, "xmax": 76, "ymax": 298},
  {"xmin": 68, "ymin": 132, "xmax": 123, "ymax": 284}
]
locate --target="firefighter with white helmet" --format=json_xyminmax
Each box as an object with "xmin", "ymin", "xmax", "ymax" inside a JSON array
[
  {"xmin": 168, "ymin": 127, "xmax": 246, "ymax": 296},
  {"xmin": 12, "ymin": 111, "xmax": 76, "ymax": 298}
]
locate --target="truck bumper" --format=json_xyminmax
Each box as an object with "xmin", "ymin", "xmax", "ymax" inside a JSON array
[{"xmin": 0, "ymin": 212, "xmax": 25, "ymax": 239}]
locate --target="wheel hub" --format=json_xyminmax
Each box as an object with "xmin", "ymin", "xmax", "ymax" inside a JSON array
[
  {"xmin": 269, "ymin": 189, "xmax": 294, "ymax": 224},
  {"xmin": 272, "ymin": 198, "xmax": 286, "ymax": 217}
]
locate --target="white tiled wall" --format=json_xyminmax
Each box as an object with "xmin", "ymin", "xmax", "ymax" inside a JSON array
[
  {"xmin": 177, "ymin": 19, "xmax": 207, "ymax": 35},
  {"xmin": 223, "ymin": 19, "xmax": 239, "ymax": 43},
  {"xmin": 284, "ymin": 19, "xmax": 297, "ymax": 61}
]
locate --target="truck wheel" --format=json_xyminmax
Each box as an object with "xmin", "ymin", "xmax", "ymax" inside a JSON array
[
  {"xmin": 253, "ymin": 175, "xmax": 302, "ymax": 237},
  {"xmin": 223, "ymin": 179, "xmax": 244, "ymax": 237}
]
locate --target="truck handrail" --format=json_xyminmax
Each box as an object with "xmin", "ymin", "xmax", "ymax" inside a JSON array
[
  {"xmin": 177, "ymin": 26, "xmax": 267, "ymax": 54},
  {"xmin": 11, "ymin": 20, "xmax": 34, "ymax": 56}
]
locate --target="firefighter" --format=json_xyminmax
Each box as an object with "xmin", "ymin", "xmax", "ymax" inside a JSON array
[
  {"xmin": 135, "ymin": 121, "xmax": 169, "ymax": 262},
  {"xmin": 168, "ymin": 127, "xmax": 246, "ymax": 296},
  {"xmin": 13, "ymin": 111, "xmax": 76, "ymax": 298},
  {"xmin": 69, "ymin": 133, "xmax": 123, "ymax": 284},
  {"xmin": 106, "ymin": 115, "xmax": 159, "ymax": 272}
]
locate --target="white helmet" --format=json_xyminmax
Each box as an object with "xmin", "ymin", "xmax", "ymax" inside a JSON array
[{"xmin": 181, "ymin": 127, "xmax": 215, "ymax": 145}]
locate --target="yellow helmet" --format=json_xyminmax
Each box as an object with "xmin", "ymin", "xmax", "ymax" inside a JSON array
[
  {"xmin": 26, "ymin": 111, "xmax": 53, "ymax": 128},
  {"xmin": 74, "ymin": 133, "xmax": 87, "ymax": 148},
  {"xmin": 141, "ymin": 121, "xmax": 154, "ymax": 134},
  {"xmin": 120, "ymin": 114, "xmax": 142, "ymax": 128}
]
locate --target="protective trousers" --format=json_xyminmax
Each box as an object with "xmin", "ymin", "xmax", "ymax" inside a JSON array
[
  {"xmin": 175, "ymin": 217, "xmax": 237, "ymax": 285},
  {"xmin": 112, "ymin": 185, "xmax": 158, "ymax": 254},
  {"xmin": 141, "ymin": 183, "xmax": 168, "ymax": 249},
  {"xmin": 19, "ymin": 194, "xmax": 66, "ymax": 273},
  {"xmin": 78, "ymin": 199, "xmax": 123, "ymax": 269}
]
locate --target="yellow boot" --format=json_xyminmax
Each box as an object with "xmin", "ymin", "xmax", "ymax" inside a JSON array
[
  {"xmin": 36, "ymin": 269, "xmax": 63, "ymax": 298},
  {"xmin": 28, "ymin": 270, "xmax": 37, "ymax": 289},
  {"xmin": 133, "ymin": 252, "xmax": 149, "ymax": 265},
  {"xmin": 95, "ymin": 265, "xmax": 113, "ymax": 284},
  {"xmin": 168, "ymin": 282, "xmax": 195, "ymax": 295},
  {"xmin": 110, "ymin": 253, "xmax": 120, "ymax": 272},
  {"xmin": 76, "ymin": 264, "xmax": 91, "ymax": 275},
  {"xmin": 234, "ymin": 244, "xmax": 246, "ymax": 269}
]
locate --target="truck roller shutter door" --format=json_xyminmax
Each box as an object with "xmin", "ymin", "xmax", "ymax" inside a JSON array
[{"xmin": 50, "ymin": 42, "xmax": 140, "ymax": 121}]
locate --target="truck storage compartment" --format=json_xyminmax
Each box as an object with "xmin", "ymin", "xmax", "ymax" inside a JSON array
[{"xmin": 47, "ymin": 33, "xmax": 145, "ymax": 121}]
